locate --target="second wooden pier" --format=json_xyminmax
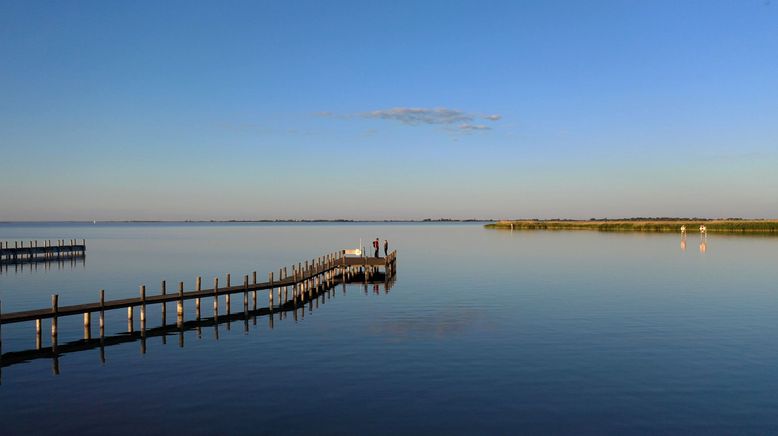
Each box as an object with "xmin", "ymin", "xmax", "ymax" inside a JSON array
[{"xmin": 0, "ymin": 240, "xmax": 86, "ymax": 264}]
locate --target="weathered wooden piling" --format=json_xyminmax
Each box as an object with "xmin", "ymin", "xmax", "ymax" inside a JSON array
[
  {"xmin": 213, "ymin": 277, "xmax": 219, "ymax": 317},
  {"xmin": 161, "ymin": 280, "xmax": 167, "ymax": 322},
  {"xmin": 35, "ymin": 318, "xmax": 42, "ymax": 350},
  {"xmin": 225, "ymin": 273, "xmax": 231, "ymax": 316},
  {"xmin": 243, "ymin": 275, "xmax": 249, "ymax": 313},
  {"xmin": 252, "ymin": 271, "xmax": 258, "ymax": 310},
  {"xmin": 51, "ymin": 294, "xmax": 58, "ymax": 349},
  {"xmin": 140, "ymin": 285, "xmax": 146, "ymax": 324},
  {"xmin": 83, "ymin": 312, "xmax": 91, "ymax": 340},
  {"xmin": 268, "ymin": 272, "xmax": 274, "ymax": 310},
  {"xmin": 99, "ymin": 289, "xmax": 105, "ymax": 337},
  {"xmin": 195, "ymin": 276, "xmax": 202, "ymax": 320},
  {"xmin": 177, "ymin": 281, "xmax": 184, "ymax": 325},
  {"xmin": 277, "ymin": 268, "xmax": 283, "ymax": 302},
  {"xmin": 283, "ymin": 267, "xmax": 288, "ymax": 303}
]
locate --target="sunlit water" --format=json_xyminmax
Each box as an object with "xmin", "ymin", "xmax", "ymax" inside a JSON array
[{"xmin": 1, "ymin": 223, "xmax": 778, "ymax": 434}]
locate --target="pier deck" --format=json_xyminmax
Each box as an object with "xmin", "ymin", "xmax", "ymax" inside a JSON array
[
  {"xmin": 0, "ymin": 240, "xmax": 86, "ymax": 264},
  {"xmin": 0, "ymin": 253, "xmax": 396, "ymax": 324},
  {"xmin": 0, "ymin": 248, "xmax": 397, "ymax": 354},
  {"xmin": 0, "ymin": 269, "xmax": 395, "ymax": 372}
]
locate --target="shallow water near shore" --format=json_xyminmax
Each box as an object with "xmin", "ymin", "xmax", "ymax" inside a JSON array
[{"xmin": 2, "ymin": 222, "xmax": 778, "ymax": 434}]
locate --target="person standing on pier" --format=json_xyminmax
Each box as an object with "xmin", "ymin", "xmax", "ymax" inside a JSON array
[
  {"xmin": 384, "ymin": 239, "xmax": 389, "ymax": 256},
  {"xmin": 373, "ymin": 238, "xmax": 380, "ymax": 258}
]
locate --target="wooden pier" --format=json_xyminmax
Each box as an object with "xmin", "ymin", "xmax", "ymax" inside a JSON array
[
  {"xmin": 0, "ymin": 240, "xmax": 86, "ymax": 264},
  {"xmin": 0, "ymin": 269, "xmax": 396, "ymax": 373},
  {"xmin": 0, "ymin": 250, "xmax": 397, "ymax": 363}
]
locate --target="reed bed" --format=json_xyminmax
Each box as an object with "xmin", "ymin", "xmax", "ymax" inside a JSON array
[{"xmin": 485, "ymin": 220, "xmax": 778, "ymax": 233}]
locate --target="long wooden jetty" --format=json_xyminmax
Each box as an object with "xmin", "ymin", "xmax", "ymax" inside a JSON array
[
  {"xmin": 0, "ymin": 239, "xmax": 86, "ymax": 264},
  {"xmin": 1, "ymin": 270, "xmax": 396, "ymax": 373},
  {"xmin": 0, "ymin": 250, "xmax": 397, "ymax": 354}
]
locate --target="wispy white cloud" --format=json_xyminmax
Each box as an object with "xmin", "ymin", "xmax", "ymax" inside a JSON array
[
  {"xmin": 458, "ymin": 124, "xmax": 491, "ymax": 131},
  {"xmin": 363, "ymin": 107, "xmax": 475, "ymax": 125},
  {"xmin": 313, "ymin": 107, "xmax": 502, "ymax": 134}
]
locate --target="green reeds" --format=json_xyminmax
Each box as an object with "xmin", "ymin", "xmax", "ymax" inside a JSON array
[{"xmin": 485, "ymin": 220, "xmax": 778, "ymax": 233}]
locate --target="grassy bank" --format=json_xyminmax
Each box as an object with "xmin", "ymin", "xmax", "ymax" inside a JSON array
[{"xmin": 485, "ymin": 220, "xmax": 778, "ymax": 233}]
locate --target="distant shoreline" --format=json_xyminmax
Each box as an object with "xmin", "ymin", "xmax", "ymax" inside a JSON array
[
  {"xmin": 485, "ymin": 219, "xmax": 778, "ymax": 233},
  {"xmin": 0, "ymin": 219, "xmax": 496, "ymax": 224}
]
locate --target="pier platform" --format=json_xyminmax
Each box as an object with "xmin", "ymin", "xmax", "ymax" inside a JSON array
[{"xmin": 0, "ymin": 240, "xmax": 86, "ymax": 264}]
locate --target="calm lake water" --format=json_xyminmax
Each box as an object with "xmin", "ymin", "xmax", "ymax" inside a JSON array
[{"xmin": 1, "ymin": 222, "xmax": 778, "ymax": 434}]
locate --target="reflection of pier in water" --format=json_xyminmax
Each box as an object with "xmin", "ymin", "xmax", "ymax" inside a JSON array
[
  {"xmin": 0, "ymin": 253, "xmax": 86, "ymax": 275},
  {"xmin": 0, "ymin": 252, "xmax": 396, "ymax": 380}
]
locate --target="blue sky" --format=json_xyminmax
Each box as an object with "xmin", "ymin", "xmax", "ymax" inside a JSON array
[{"xmin": 1, "ymin": 0, "xmax": 776, "ymax": 220}]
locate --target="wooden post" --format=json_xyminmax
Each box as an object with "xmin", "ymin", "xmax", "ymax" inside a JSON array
[
  {"xmin": 283, "ymin": 267, "xmax": 288, "ymax": 302},
  {"xmin": 299, "ymin": 269, "xmax": 304, "ymax": 302},
  {"xmin": 51, "ymin": 294, "xmax": 58, "ymax": 348},
  {"xmin": 195, "ymin": 276, "xmax": 202, "ymax": 320},
  {"xmin": 308, "ymin": 264, "xmax": 313, "ymax": 298},
  {"xmin": 225, "ymin": 273, "xmax": 231, "ymax": 315},
  {"xmin": 213, "ymin": 277, "xmax": 219, "ymax": 316},
  {"xmin": 292, "ymin": 266, "xmax": 297, "ymax": 301},
  {"xmin": 252, "ymin": 271, "xmax": 257, "ymax": 310},
  {"xmin": 140, "ymin": 285, "xmax": 146, "ymax": 324},
  {"xmin": 293, "ymin": 269, "xmax": 298, "ymax": 303},
  {"xmin": 304, "ymin": 265, "xmax": 309, "ymax": 299},
  {"xmin": 161, "ymin": 280, "xmax": 167, "ymax": 322},
  {"xmin": 278, "ymin": 268, "xmax": 283, "ymax": 301},
  {"xmin": 36, "ymin": 318, "xmax": 42, "ymax": 350},
  {"xmin": 302, "ymin": 265, "xmax": 307, "ymax": 298},
  {"xmin": 243, "ymin": 275, "xmax": 249, "ymax": 313},
  {"xmin": 177, "ymin": 281, "xmax": 184, "ymax": 325},
  {"xmin": 268, "ymin": 271, "xmax": 274, "ymax": 310},
  {"xmin": 83, "ymin": 312, "xmax": 91, "ymax": 340},
  {"xmin": 99, "ymin": 289, "xmax": 105, "ymax": 338}
]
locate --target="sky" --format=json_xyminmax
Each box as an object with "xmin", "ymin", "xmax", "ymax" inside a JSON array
[{"xmin": 1, "ymin": 0, "xmax": 777, "ymax": 220}]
